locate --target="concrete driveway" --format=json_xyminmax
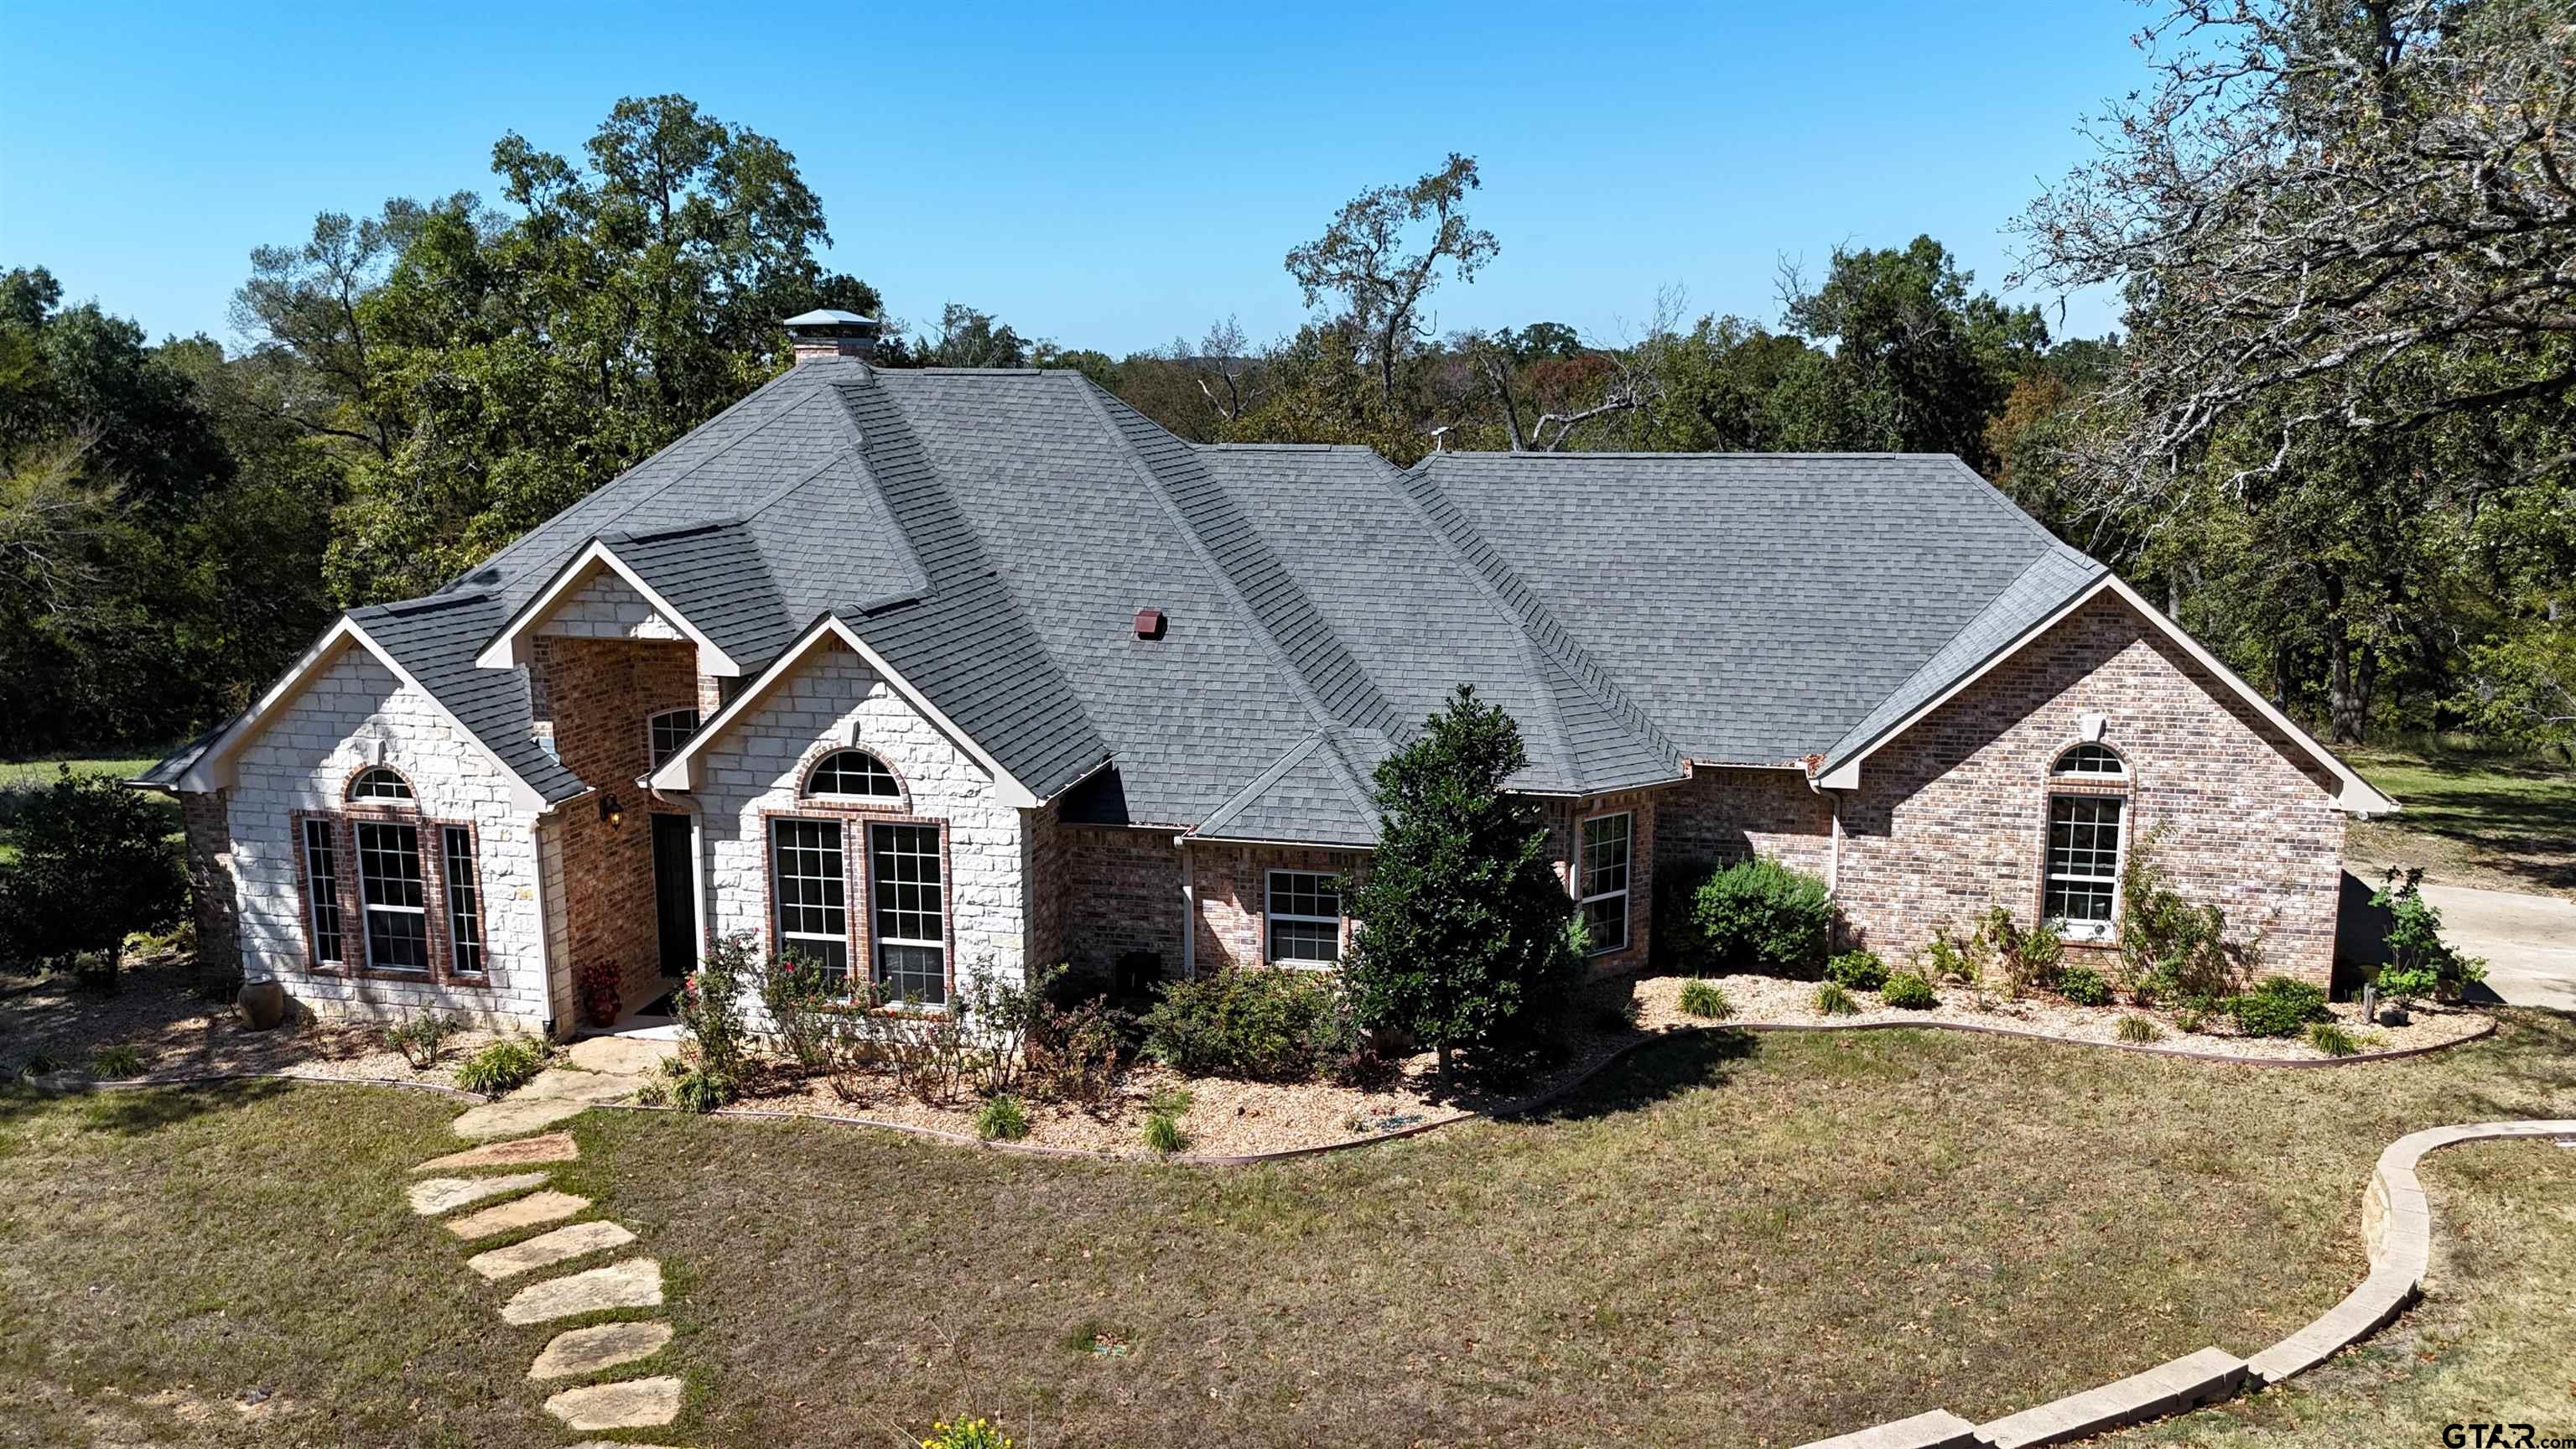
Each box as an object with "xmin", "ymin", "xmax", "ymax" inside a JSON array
[{"xmin": 2420, "ymin": 883, "xmax": 2576, "ymax": 1012}]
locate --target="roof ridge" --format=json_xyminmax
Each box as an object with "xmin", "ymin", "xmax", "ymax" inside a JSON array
[
  {"xmin": 1379, "ymin": 453, "xmax": 1685, "ymax": 777},
  {"xmin": 1072, "ymin": 375, "xmax": 1398, "ymax": 740}
]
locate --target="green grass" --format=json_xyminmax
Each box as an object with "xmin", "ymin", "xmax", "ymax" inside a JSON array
[
  {"xmin": 7, "ymin": 1011, "xmax": 2566, "ymax": 1448},
  {"xmin": 0, "ymin": 747, "xmax": 182, "ymax": 868},
  {"xmin": 2099, "ymin": 1137, "xmax": 2576, "ymax": 1446},
  {"xmin": 2346, "ymin": 741, "xmax": 2576, "ymax": 898}
]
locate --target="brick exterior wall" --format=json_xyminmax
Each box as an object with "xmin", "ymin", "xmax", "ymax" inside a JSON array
[
  {"xmin": 1188, "ymin": 842, "xmax": 1368, "ymax": 973},
  {"xmin": 529, "ymin": 632, "xmax": 699, "ymax": 1012},
  {"xmin": 1535, "ymin": 792, "xmax": 1659, "ymax": 974},
  {"xmin": 693, "ymin": 637, "xmax": 1027, "ymax": 1020},
  {"xmin": 1833, "ymin": 592, "xmax": 2347, "ymax": 984},
  {"xmin": 1051, "ymin": 823, "xmax": 1186, "ymax": 976},
  {"xmin": 223, "ymin": 643, "xmax": 548, "ymax": 1028},
  {"xmin": 1657, "ymin": 767, "xmax": 1833, "ymax": 878},
  {"xmin": 181, "ymin": 788, "xmax": 241, "ymax": 981}
]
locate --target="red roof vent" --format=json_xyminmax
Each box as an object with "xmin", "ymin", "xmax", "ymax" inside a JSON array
[{"xmin": 1133, "ymin": 607, "xmax": 1166, "ymax": 641}]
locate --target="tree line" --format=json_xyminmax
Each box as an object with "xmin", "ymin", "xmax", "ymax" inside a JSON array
[{"xmin": 5, "ymin": 0, "xmax": 2569, "ymax": 759}]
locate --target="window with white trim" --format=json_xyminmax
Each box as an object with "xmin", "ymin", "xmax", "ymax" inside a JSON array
[
  {"xmin": 2044, "ymin": 795, "xmax": 2124, "ymax": 939},
  {"xmin": 1265, "ymin": 870, "xmax": 1343, "ymax": 966},
  {"xmin": 1578, "ymin": 813, "xmax": 1632, "ymax": 953},
  {"xmin": 2053, "ymin": 743, "xmax": 2127, "ymax": 779},
  {"xmin": 870, "ymin": 822, "xmax": 947, "ymax": 1003},
  {"xmin": 807, "ymin": 749, "xmax": 901, "ymax": 799},
  {"xmin": 442, "ymin": 825, "xmax": 485, "ymax": 976},
  {"xmin": 355, "ymin": 820, "xmax": 430, "ymax": 971},
  {"xmin": 648, "ymin": 709, "xmax": 700, "ymax": 768},
  {"xmin": 350, "ymin": 766, "xmax": 412, "ymax": 801},
  {"xmin": 770, "ymin": 818, "xmax": 849, "ymax": 984},
  {"xmin": 302, "ymin": 818, "xmax": 346, "ymax": 967}
]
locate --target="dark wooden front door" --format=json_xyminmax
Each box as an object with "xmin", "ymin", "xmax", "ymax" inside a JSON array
[{"xmin": 651, "ymin": 813, "xmax": 697, "ymax": 979}]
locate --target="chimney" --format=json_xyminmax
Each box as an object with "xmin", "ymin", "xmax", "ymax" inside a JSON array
[{"xmin": 783, "ymin": 309, "xmax": 881, "ymax": 364}]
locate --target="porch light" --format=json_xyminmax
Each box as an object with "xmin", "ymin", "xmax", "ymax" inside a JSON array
[{"xmin": 599, "ymin": 792, "xmax": 624, "ymax": 828}]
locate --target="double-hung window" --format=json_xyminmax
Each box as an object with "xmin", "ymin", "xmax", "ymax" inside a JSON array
[
  {"xmin": 2044, "ymin": 795, "xmax": 2124, "ymax": 939},
  {"xmin": 302, "ymin": 818, "xmax": 347, "ymax": 968},
  {"xmin": 1578, "ymin": 813, "xmax": 1632, "ymax": 953},
  {"xmin": 770, "ymin": 818, "xmax": 850, "ymax": 984},
  {"xmin": 355, "ymin": 820, "xmax": 431, "ymax": 972},
  {"xmin": 1265, "ymin": 870, "xmax": 1343, "ymax": 966},
  {"xmin": 870, "ymin": 822, "xmax": 946, "ymax": 1003}
]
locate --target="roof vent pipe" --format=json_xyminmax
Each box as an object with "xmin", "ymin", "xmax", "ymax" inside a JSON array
[{"xmin": 783, "ymin": 309, "xmax": 881, "ymax": 364}]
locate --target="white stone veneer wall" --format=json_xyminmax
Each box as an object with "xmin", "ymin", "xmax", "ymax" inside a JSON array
[
  {"xmin": 693, "ymin": 637, "xmax": 1026, "ymax": 1020},
  {"xmin": 226, "ymin": 642, "xmax": 552, "ymax": 1029},
  {"xmin": 538, "ymin": 564, "xmax": 683, "ymax": 641}
]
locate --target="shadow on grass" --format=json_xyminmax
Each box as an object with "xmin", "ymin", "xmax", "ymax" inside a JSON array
[
  {"xmin": 2450, "ymin": 1009, "xmax": 2576, "ymax": 1124},
  {"xmin": 0, "ymin": 1078, "xmax": 293, "ymax": 1137},
  {"xmin": 1509, "ymin": 1028, "xmax": 1762, "ymax": 1124}
]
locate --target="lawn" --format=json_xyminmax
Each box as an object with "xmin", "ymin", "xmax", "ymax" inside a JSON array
[
  {"xmin": 3, "ymin": 1012, "xmax": 2568, "ymax": 1449},
  {"xmin": 2346, "ymin": 741, "xmax": 2576, "ymax": 899}
]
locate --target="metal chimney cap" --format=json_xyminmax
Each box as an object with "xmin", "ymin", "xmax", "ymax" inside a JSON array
[{"xmin": 783, "ymin": 309, "xmax": 879, "ymax": 330}]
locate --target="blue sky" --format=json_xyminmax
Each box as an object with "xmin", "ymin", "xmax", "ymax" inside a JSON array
[{"xmin": 1, "ymin": 1, "xmax": 2148, "ymax": 356}]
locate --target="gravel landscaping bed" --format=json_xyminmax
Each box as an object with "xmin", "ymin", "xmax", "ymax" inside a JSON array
[
  {"xmin": 0, "ymin": 956, "xmax": 511, "ymax": 1092},
  {"xmin": 689, "ymin": 970, "xmax": 2493, "ymax": 1158}
]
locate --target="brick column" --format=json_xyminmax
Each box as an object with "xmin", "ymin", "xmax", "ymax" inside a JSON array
[{"xmin": 181, "ymin": 788, "xmax": 242, "ymax": 985}]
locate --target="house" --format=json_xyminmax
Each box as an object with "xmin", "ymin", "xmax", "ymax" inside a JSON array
[{"xmin": 138, "ymin": 311, "xmax": 2397, "ymax": 1035}]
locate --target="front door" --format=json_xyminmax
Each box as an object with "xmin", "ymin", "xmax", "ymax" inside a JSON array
[{"xmin": 651, "ymin": 813, "xmax": 698, "ymax": 979}]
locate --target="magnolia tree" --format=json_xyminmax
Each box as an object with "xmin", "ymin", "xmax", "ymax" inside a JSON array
[{"xmin": 1343, "ymin": 686, "xmax": 1580, "ymax": 1079}]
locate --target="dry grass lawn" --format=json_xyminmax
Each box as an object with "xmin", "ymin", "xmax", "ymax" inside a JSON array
[{"xmin": 2, "ymin": 1012, "xmax": 2568, "ymax": 1449}]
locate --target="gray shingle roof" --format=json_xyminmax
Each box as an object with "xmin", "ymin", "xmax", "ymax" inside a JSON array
[{"xmin": 155, "ymin": 362, "xmax": 2116, "ymax": 839}]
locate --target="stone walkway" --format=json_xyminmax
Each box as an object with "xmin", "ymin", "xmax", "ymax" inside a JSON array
[{"xmin": 406, "ymin": 1034, "xmax": 683, "ymax": 1444}]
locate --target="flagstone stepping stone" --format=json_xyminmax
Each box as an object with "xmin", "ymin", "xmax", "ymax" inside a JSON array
[
  {"xmin": 407, "ymin": 1172, "xmax": 548, "ymax": 1217},
  {"xmin": 501, "ymin": 1257, "xmax": 663, "ymax": 1324},
  {"xmin": 465, "ymin": 1219, "xmax": 636, "ymax": 1280},
  {"xmin": 412, "ymin": 1132, "xmax": 578, "ymax": 1173},
  {"xmin": 449, "ymin": 1096, "xmax": 588, "ymax": 1141},
  {"xmin": 529, "ymin": 1320, "xmax": 674, "ymax": 1379},
  {"xmin": 544, "ymin": 1374, "xmax": 683, "ymax": 1431},
  {"xmin": 516, "ymin": 1067, "xmax": 649, "ymax": 1104},
  {"xmin": 565, "ymin": 1035, "xmax": 678, "ymax": 1075},
  {"xmin": 446, "ymin": 1190, "xmax": 589, "ymax": 1240}
]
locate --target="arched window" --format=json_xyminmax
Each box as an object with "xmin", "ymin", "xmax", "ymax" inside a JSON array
[
  {"xmin": 805, "ymin": 749, "xmax": 901, "ymax": 799},
  {"xmin": 349, "ymin": 766, "xmax": 414, "ymax": 802},
  {"xmin": 2051, "ymin": 743, "xmax": 2127, "ymax": 779},
  {"xmin": 2042, "ymin": 742, "xmax": 2128, "ymax": 942}
]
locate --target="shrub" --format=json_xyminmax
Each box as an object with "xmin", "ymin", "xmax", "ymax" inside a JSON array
[
  {"xmin": 456, "ymin": 1036, "xmax": 548, "ymax": 1095},
  {"xmin": 2119, "ymin": 828, "xmax": 2247, "ymax": 1005},
  {"xmin": 2226, "ymin": 976, "xmax": 2329, "ymax": 1038},
  {"xmin": 975, "ymin": 1094, "xmax": 1031, "ymax": 1141},
  {"xmin": 1814, "ymin": 982, "xmax": 1859, "ymax": 1016},
  {"xmin": 671, "ymin": 1064, "xmax": 735, "ymax": 1113},
  {"xmin": 89, "ymin": 1043, "xmax": 145, "ymax": 1077},
  {"xmin": 1881, "ymin": 971, "xmax": 1938, "ymax": 1010},
  {"xmin": 1343, "ymin": 687, "xmax": 1582, "ymax": 1076},
  {"xmin": 1691, "ymin": 857, "xmax": 1832, "ymax": 974},
  {"xmin": 2115, "ymin": 1014, "xmax": 2163, "ymax": 1044},
  {"xmin": 2306, "ymin": 1022, "xmax": 2360, "ymax": 1057},
  {"xmin": 1825, "ymin": 949, "xmax": 1888, "ymax": 991},
  {"xmin": 1677, "ymin": 979, "xmax": 1732, "ymax": 1020},
  {"xmin": 1026, "ymin": 995, "xmax": 1130, "ymax": 1104},
  {"xmin": 1914, "ymin": 922, "xmax": 1984, "ymax": 986},
  {"xmin": 2174, "ymin": 1004, "xmax": 2209, "ymax": 1035},
  {"xmin": 2057, "ymin": 963, "xmax": 2113, "ymax": 1007},
  {"xmin": 2371, "ymin": 868, "xmax": 2488, "ymax": 1003},
  {"xmin": 678, "ymin": 933, "xmax": 757, "ymax": 1080},
  {"xmin": 0, "ymin": 767, "xmax": 188, "ymax": 984},
  {"xmin": 1140, "ymin": 969, "xmax": 1348, "ymax": 1082},
  {"xmin": 1141, "ymin": 1093, "xmax": 1189, "ymax": 1153},
  {"xmin": 382, "ymin": 1010, "xmax": 461, "ymax": 1069},
  {"xmin": 1977, "ymin": 907, "xmax": 2064, "ymax": 999},
  {"xmin": 921, "ymin": 1418, "xmax": 1014, "ymax": 1449},
  {"xmin": 1651, "ymin": 859, "xmax": 1719, "ymax": 974},
  {"xmin": 755, "ymin": 949, "xmax": 838, "ymax": 1073},
  {"xmin": 1328, "ymin": 1045, "xmax": 1400, "ymax": 1090},
  {"xmin": 573, "ymin": 958, "xmax": 623, "ymax": 1028}
]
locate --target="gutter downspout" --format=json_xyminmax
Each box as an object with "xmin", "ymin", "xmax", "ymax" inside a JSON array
[{"xmin": 1175, "ymin": 836, "xmax": 1197, "ymax": 980}]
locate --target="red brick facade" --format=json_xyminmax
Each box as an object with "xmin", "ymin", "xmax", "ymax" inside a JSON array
[
  {"xmin": 1828, "ymin": 593, "xmax": 2345, "ymax": 984},
  {"xmin": 532, "ymin": 635, "xmax": 704, "ymax": 1009},
  {"xmin": 181, "ymin": 787, "xmax": 239, "ymax": 979},
  {"xmin": 1540, "ymin": 790, "xmax": 1660, "ymax": 974},
  {"xmin": 1188, "ymin": 841, "xmax": 1368, "ymax": 973}
]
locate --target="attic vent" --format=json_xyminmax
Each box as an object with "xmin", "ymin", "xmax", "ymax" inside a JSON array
[{"xmin": 1133, "ymin": 608, "xmax": 1167, "ymax": 641}]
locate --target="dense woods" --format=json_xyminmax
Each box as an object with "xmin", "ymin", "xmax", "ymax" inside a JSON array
[{"xmin": 4, "ymin": 0, "xmax": 2570, "ymax": 760}]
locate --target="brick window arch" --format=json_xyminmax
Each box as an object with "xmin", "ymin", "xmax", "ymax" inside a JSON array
[
  {"xmin": 804, "ymin": 748, "xmax": 904, "ymax": 802},
  {"xmin": 347, "ymin": 766, "xmax": 417, "ymax": 802}
]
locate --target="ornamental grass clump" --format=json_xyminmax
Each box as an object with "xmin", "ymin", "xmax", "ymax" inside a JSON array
[
  {"xmin": 456, "ymin": 1036, "xmax": 548, "ymax": 1095},
  {"xmin": 1677, "ymin": 979, "xmax": 1732, "ymax": 1020},
  {"xmin": 2116, "ymin": 1014, "xmax": 2163, "ymax": 1044},
  {"xmin": 1814, "ymin": 981, "xmax": 1859, "ymax": 1017},
  {"xmin": 975, "ymin": 1094, "xmax": 1031, "ymax": 1141},
  {"xmin": 2306, "ymin": 1021, "xmax": 2360, "ymax": 1057}
]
